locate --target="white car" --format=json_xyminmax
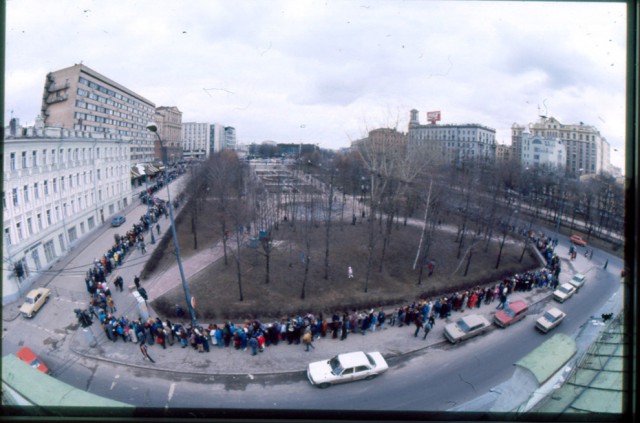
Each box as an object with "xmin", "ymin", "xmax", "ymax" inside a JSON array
[
  {"xmin": 553, "ymin": 283, "xmax": 576, "ymax": 303},
  {"xmin": 568, "ymin": 273, "xmax": 586, "ymax": 290},
  {"xmin": 307, "ymin": 351, "xmax": 388, "ymax": 388},
  {"xmin": 20, "ymin": 288, "xmax": 51, "ymax": 318},
  {"xmin": 536, "ymin": 307, "xmax": 567, "ymax": 333},
  {"xmin": 444, "ymin": 314, "xmax": 491, "ymax": 344}
]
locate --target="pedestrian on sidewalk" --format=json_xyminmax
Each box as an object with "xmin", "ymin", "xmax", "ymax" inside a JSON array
[
  {"xmin": 140, "ymin": 241, "xmax": 146, "ymax": 254},
  {"xmin": 414, "ymin": 314, "xmax": 424, "ymax": 337},
  {"xmin": 107, "ymin": 296, "xmax": 117, "ymax": 314},
  {"xmin": 248, "ymin": 335, "xmax": 259, "ymax": 356},
  {"xmin": 604, "ymin": 259, "xmax": 609, "ymax": 269},
  {"xmin": 140, "ymin": 341, "xmax": 155, "ymax": 363},
  {"xmin": 302, "ymin": 329, "xmax": 316, "ymax": 351},
  {"xmin": 134, "ymin": 275, "xmax": 141, "ymax": 290},
  {"xmin": 156, "ymin": 223, "xmax": 161, "ymax": 235},
  {"xmin": 422, "ymin": 317, "xmax": 434, "ymax": 340},
  {"xmin": 348, "ymin": 266, "xmax": 354, "ymax": 279}
]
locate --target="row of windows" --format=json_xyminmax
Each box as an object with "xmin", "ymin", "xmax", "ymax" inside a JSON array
[
  {"xmin": 78, "ymin": 76, "xmax": 154, "ymax": 115},
  {"xmin": 75, "ymin": 92, "xmax": 149, "ymax": 125},
  {"xmin": 4, "ymin": 193, "xmax": 97, "ymax": 246},
  {"xmin": 4, "ymin": 171, "xmax": 126, "ymax": 208},
  {"xmin": 74, "ymin": 101, "xmax": 148, "ymax": 129},
  {"xmin": 8, "ymin": 146, "xmax": 127, "ymax": 171}
]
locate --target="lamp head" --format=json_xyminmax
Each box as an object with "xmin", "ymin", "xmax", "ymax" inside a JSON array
[{"xmin": 146, "ymin": 122, "xmax": 158, "ymax": 133}]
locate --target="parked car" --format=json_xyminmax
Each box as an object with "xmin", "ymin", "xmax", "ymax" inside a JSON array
[
  {"xmin": 553, "ymin": 283, "xmax": 576, "ymax": 303},
  {"xmin": 535, "ymin": 307, "xmax": 567, "ymax": 333},
  {"xmin": 444, "ymin": 314, "xmax": 491, "ymax": 344},
  {"xmin": 494, "ymin": 300, "xmax": 529, "ymax": 328},
  {"xmin": 111, "ymin": 215, "xmax": 126, "ymax": 227},
  {"xmin": 307, "ymin": 351, "xmax": 388, "ymax": 388},
  {"xmin": 20, "ymin": 288, "xmax": 51, "ymax": 318},
  {"xmin": 568, "ymin": 273, "xmax": 587, "ymax": 290},
  {"xmin": 570, "ymin": 235, "xmax": 587, "ymax": 246},
  {"xmin": 16, "ymin": 346, "xmax": 50, "ymax": 374}
]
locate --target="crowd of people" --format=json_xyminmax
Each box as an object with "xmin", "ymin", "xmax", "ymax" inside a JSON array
[{"xmin": 85, "ymin": 195, "xmax": 566, "ymax": 362}]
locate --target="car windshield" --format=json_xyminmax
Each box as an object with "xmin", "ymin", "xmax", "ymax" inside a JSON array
[
  {"xmin": 503, "ymin": 307, "xmax": 516, "ymax": 317},
  {"xmin": 329, "ymin": 357, "xmax": 344, "ymax": 375},
  {"xmin": 457, "ymin": 320, "xmax": 470, "ymax": 333},
  {"xmin": 543, "ymin": 312, "xmax": 558, "ymax": 322},
  {"xmin": 25, "ymin": 298, "xmax": 34, "ymax": 304},
  {"xmin": 560, "ymin": 286, "xmax": 572, "ymax": 294}
]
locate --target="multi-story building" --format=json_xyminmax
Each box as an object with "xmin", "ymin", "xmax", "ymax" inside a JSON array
[
  {"xmin": 2, "ymin": 122, "xmax": 132, "ymax": 304},
  {"xmin": 40, "ymin": 63, "xmax": 156, "ymax": 164},
  {"xmin": 210, "ymin": 124, "xmax": 227, "ymax": 155},
  {"xmin": 224, "ymin": 126, "xmax": 237, "ymax": 150},
  {"xmin": 520, "ymin": 130, "xmax": 566, "ymax": 172},
  {"xmin": 496, "ymin": 143, "xmax": 514, "ymax": 163},
  {"xmin": 350, "ymin": 128, "xmax": 407, "ymax": 157},
  {"xmin": 182, "ymin": 122, "xmax": 210, "ymax": 160},
  {"xmin": 511, "ymin": 116, "xmax": 611, "ymax": 176},
  {"xmin": 154, "ymin": 106, "xmax": 183, "ymax": 163},
  {"xmin": 407, "ymin": 109, "xmax": 496, "ymax": 165}
]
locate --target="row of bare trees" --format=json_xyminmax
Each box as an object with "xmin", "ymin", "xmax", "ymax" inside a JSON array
[{"xmin": 185, "ymin": 138, "xmax": 625, "ymax": 300}]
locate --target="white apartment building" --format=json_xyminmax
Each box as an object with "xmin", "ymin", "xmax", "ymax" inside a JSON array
[
  {"xmin": 224, "ymin": 126, "xmax": 237, "ymax": 150},
  {"xmin": 41, "ymin": 63, "xmax": 156, "ymax": 164},
  {"xmin": 2, "ymin": 124, "xmax": 132, "ymax": 304},
  {"xmin": 182, "ymin": 122, "xmax": 210, "ymax": 160},
  {"xmin": 407, "ymin": 109, "xmax": 497, "ymax": 164},
  {"xmin": 520, "ymin": 130, "xmax": 566, "ymax": 172},
  {"xmin": 512, "ymin": 116, "xmax": 611, "ymax": 176}
]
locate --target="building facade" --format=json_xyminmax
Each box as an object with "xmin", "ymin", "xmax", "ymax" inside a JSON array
[
  {"xmin": 182, "ymin": 122, "xmax": 210, "ymax": 160},
  {"xmin": 209, "ymin": 124, "xmax": 226, "ymax": 155},
  {"xmin": 520, "ymin": 131, "xmax": 566, "ymax": 171},
  {"xmin": 407, "ymin": 109, "xmax": 496, "ymax": 165},
  {"xmin": 40, "ymin": 63, "xmax": 156, "ymax": 163},
  {"xmin": 3, "ymin": 125, "xmax": 132, "ymax": 304},
  {"xmin": 512, "ymin": 116, "xmax": 611, "ymax": 176},
  {"xmin": 351, "ymin": 128, "xmax": 407, "ymax": 157},
  {"xmin": 496, "ymin": 143, "xmax": 514, "ymax": 163},
  {"xmin": 154, "ymin": 106, "xmax": 183, "ymax": 163},
  {"xmin": 224, "ymin": 126, "xmax": 237, "ymax": 150}
]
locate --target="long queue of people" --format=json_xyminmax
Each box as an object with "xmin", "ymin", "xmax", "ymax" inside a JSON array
[{"xmin": 89, "ymin": 213, "xmax": 562, "ymax": 360}]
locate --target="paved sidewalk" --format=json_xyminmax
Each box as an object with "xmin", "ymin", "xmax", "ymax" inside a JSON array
[{"xmin": 69, "ymin": 282, "xmax": 558, "ymax": 376}]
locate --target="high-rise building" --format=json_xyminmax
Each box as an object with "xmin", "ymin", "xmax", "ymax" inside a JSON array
[
  {"xmin": 2, "ymin": 123, "xmax": 131, "ymax": 304},
  {"xmin": 512, "ymin": 116, "xmax": 610, "ymax": 176},
  {"xmin": 40, "ymin": 63, "xmax": 156, "ymax": 163},
  {"xmin": 224, "ymin": 126, "xmax": 237, "ymax": 150},
  {"xmin": 154, "ymin": 106, "xmax": 183, "ymax": 163},
  {"xmin": 182, "ymin": 122, "xmax": 210, "ymax": 160},
  {"xmin": 407, "ymin": 109, "xmax": 496, "ymax": 165},
  {"xmin": 210, "ymin": 124, "xmax": 227, "ymax": 155}
]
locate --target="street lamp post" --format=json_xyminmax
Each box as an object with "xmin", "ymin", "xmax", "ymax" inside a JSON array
[{"xmin": 147, "ymin": 122, "xmax": 197, "ymax": 328}]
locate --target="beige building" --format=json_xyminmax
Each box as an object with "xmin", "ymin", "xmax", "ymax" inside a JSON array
[
  {"xmin": 154, "ymin": 106, "xmax": 183, "ymax": 163},
  {"xmin": 511, "ymin": 116, "xmax": 611, "ymax": 176},
  {"xmin": 496, "ymin": 143, "xmax": 514, "ymax": 163},
  {"xmin": 407, "ymin": 109, "xmax": 496, "ymax": 165},
  {"xmin": 351, "ymin": 128, "xmax": 407, "ymax": 157},
  {"xmin": 40, "ymin": 63, "xmax": 156, "ymax": 163}
]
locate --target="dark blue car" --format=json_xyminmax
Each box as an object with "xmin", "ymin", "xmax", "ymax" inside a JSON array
[{"xmin": 111, "ymin": 215, "xmax": 126, "ymax": 227}]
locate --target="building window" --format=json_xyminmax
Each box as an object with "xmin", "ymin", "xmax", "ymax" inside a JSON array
[
  {"xmin": 97, "ymin": 169, "xmax": 101, "ymax": 180},
  {"xmin": 43, "ymin": 149, "xmax": 48, "ymax": 164},
  {"xmin": 16, "ymin": 222, "xmax": 23, "ymax": 241},
  {"xmin": 37, "ymin": 213, "xmax": 43, "ymax": 230},
  {"xmin": 44, "ymin": 180, "xmax": 49, "ymax": 195},
  {"xmin": 10, "ymin": 153, "xmax": 16, "ymax": 170},
  {"xmin": 12, "ymin": 188, "xmax": 18, "ymax": 206},
  {"xmin": 4, "ymin": 228, "xmax": 11, "ymax": 246},
  {"xmin": 32, "ymin": 151, "xmax": 37, "ymax": 167},
  {"xmin": 61, "ymin": 176, "xmax": 65, "ymax": 191},
  {"xmin": 44, "ymin": 240, "xmax": 56, "ymax": 262},
  {"xmin": 46, "ymin": 209, "xmax": 52, "ymax": 224},
  {"xmin": 34, "ymin": 182, "xmax": 39, "ymax": 199},
  {"xmin": 27, "ymin": 218, "xmax": 33, "ymax": 235},
  {"xmin": 22, "ymin": 151, "xmax": 27, "ymax": 168},
  {"xmin": 51, "ymin": 149, "xmax": 56, "ymax": 164},
  {"xmin": 69, "ymin": 174, "xmax": 73, "ymax": 188}
]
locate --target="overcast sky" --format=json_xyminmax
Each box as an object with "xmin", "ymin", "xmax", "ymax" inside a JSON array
[{"xmin": 5, "ymin": 0, "xmax": 627, "ymax": 170}]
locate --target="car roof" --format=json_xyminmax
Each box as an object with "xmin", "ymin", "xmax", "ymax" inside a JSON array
[
  {"xmin": 337, "ymin": 351, "xmax": 371, "ymax": 368},
  {"xmin": 461, "ymin": 314, "xmax": 487, "ymax": 327},
  {"xmin": 16, "ymin": 346, "xmax": 38, "ymax": 363},
  {"xmin": 572, "ymin": 273, "xmax": 586, "ymax": 280},
  {"xmin": 27, "ymin": 288, "xmax": 47, "ymax": 298},
  {"xmin": 507, "ymin": 300, "xmax": 528, "ymax": 313},
  {"xmin": 546, "ymin": 308, "xmax": 564, "ymax": 318},
  {"xmin": 560, "ymin": 283, "xmax": 574, "ymax": 289}
]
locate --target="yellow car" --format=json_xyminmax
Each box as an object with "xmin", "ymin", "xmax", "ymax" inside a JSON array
[{"xmin": 20, "ymin": 288, "xmax": 51, "ymax": 318}]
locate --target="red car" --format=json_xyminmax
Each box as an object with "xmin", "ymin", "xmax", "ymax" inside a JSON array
[
  {"xmin": 494, "ymin": 300, "xmax": 529, "ymax": 328},
  {"xmin": 16, "ymin": 346, "xmax": 50, "ymax": 374},
  {"xmin": 570, "ymin": 235, "xmax": 587, "ymax": 246}
]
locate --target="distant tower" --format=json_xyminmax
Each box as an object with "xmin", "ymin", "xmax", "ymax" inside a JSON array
[{"xmin": 409, "ymin": 109, "xmax": 420, "ymax": 129}]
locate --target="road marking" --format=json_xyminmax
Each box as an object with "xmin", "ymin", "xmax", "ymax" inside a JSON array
[
  {"xmin": 167, "ymin": 382, "xmax": 176, "ymax": 402},
  {"xmin": 110, "ymin": 381, "xmax": 117, "ymax": 390}
]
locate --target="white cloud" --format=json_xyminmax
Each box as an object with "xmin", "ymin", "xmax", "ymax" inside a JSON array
[{"xmin": 5, "ymin": 0, "xmax": 627, "ymax": 170}]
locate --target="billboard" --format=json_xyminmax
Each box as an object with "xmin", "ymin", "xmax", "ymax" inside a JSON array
[{"xmin": 427, "ymin": 111, "xmax": 441, "ymax": 123}]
